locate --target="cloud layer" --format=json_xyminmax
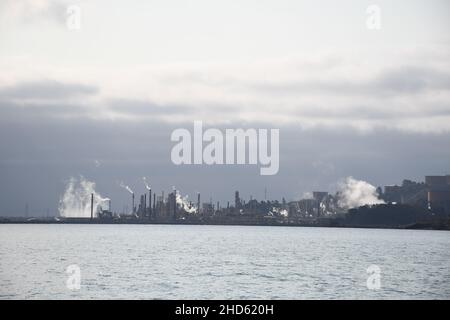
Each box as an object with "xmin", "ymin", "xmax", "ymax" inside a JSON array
[{"xmin": 1, "ymin": 55, "xmax": 450, "ymax": 133}]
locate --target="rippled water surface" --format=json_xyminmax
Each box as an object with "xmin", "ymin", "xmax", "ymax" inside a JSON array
[{"xmin": 0, "ymin": 224, "xmax": 449, "ymax": 299}]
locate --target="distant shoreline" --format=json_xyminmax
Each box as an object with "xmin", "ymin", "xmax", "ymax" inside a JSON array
[{"xmin": 1, "ymin": 217, "xmax": 448, "ymax": 231}]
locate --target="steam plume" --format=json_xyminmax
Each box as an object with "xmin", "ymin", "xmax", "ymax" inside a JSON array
[
  {"xmin": 337, "ymin": 176, "xmax": 384, "ymax": 209},
  {"xmin": 59, "ymin": 176, "xmax": 109, "ymax": 218},
  {"xmin": 175, "ymin": 191, "xmax": 197, "ymax": 214},
  {"xmin": 142, "ymin": 177, "xmax": 151, "ymax": 190},
  {"xmin": 119, "ymin": 181, "xmax": 134, "ymax": 194}
]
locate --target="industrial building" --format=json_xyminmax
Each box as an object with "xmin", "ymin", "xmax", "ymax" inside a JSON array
[
  {"xmin": 382, "ymin": 180, "xmax": 427, "ymax": 205},
  {"xmin": 426, "ymin": 175, "xmax": 450, "ymax": 215}
]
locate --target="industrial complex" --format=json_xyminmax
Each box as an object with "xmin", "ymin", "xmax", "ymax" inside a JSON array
[
  {"xmin": 77, "ymin": 175, "xmax": 450, "ymax": 229},
  {"xmin": 2, "ymin": 175, "xmax": 449, "ymax": 230}
]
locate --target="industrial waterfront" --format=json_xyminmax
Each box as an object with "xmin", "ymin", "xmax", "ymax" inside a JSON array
[{"xmin": 2, "ymin": 175, "xmax": 450, "ymax": 231}]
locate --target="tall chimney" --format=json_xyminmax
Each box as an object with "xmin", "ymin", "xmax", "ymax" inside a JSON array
[
  {"xmin": 173, "ymin": 191, "xmax": 177, "ymax": 219},
  {"xmin": 149, "ymin": 189, "xmax": 152, "ymax": 217},
  {"xmin": 197, "ymin": 192, "xmax": 201, "ymax": 215},
  {"xmin": 132, "ymin": 193, "xmax": 135, "ymax": 214},
  {"xmin": 144, "ymin": 193, "xmax": 147, "ymax": 217},
  {"xmin": 90, "ymin": 193, "xmax": 94, "ymax": 219}
]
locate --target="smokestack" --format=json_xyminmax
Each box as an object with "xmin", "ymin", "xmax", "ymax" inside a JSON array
[
  {"xmin": 90, "ymin": 193, "xmax": 94, "ymax": 219},
  {"xmin": 153, "ymin": 192, "xmax": 156, "ymax": 216},
  {"xmin": 144, "ymin": 193, "xmax": 147, "ymax": 217},
  {"xmin": 197, "ymin": 192, "xmax": 201, "ymax": 214},
  {"xmin": 173, "ymin": 191, "xmax": 177, "ymax": 219},
  {"xmin": 235, "ymin": 191, "xmax": 240, "ymax": 209},
  {"xmin": 132, "ymin": 193, "xmax": 135, "ymax": 214},
  {"xmin": 149, "ymin": 189, "xmax": 152, "ymax": 217},
  {"xmin": 172, "ymin": 188, "xmax": 177, "ymax": 219}
]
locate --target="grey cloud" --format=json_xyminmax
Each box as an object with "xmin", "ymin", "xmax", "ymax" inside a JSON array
[
  {"xmin": 290, "ymin": 105, "xmax": 392, "ymax": 120},
  {"xmin": 289, "ymin": 102, "xmax": 450, "ymax": 121},
  {"xmin": 0, "ymin": 80, "xmax": 99, "ymax": 123},
  {"xmin": 246, "ymin": 65, "xmax": 450, "ymax": 96},
  {"xmin": 0, "ymin": 99, "xmax": 93, "ymax": 121},
  {"xmin": 108, "ymin": 99, "xmax": 194, "ymax": 116},
  {"xmin": 107, "ymin": 98, "xmax": 238, "ymax": 118},
  {"xmin": 0, "ymin": 0, "xmax": 68, "ymax": 25},
  {"xmin": 0, "ymin": 80, "xmax": 98, "ymax": 100},
  {"xmin": 374, "ymin": 66, "xmax": 450, "ymax": 94},
  {"xmin": 0, "ymin": 76, "xmax": 448, "ymax": 134}
]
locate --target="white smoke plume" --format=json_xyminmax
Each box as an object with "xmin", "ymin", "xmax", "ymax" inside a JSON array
[
  {"xmin": 270, "ymin": 207, "xmax": 288, "ymax": 217},
  {"xmin": 175, "ymin": 192, "xmax": 197, "ymax": 214},
  {"xmin": 279, "ymin": 209, "xmax": 288, "ymax": 217},
  {"xmin": 119, "ymin": 181, "xmax": 134, "ymax": 194},
  {"xmin": 59, "ymin": 176, "xmax": 109, "ymax": 218},
  {"xmin": 337, "ymin": 176, "xmax": 384, "ymax": 209},
  {"xmin": 142, "ymin": 177, "xmax": 151, "ymax": 190}
]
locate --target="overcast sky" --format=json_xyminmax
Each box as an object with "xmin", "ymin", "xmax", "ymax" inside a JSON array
[{"xmin": 0, "ymin": 0, "xmax": 449, "ymax": 216}]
